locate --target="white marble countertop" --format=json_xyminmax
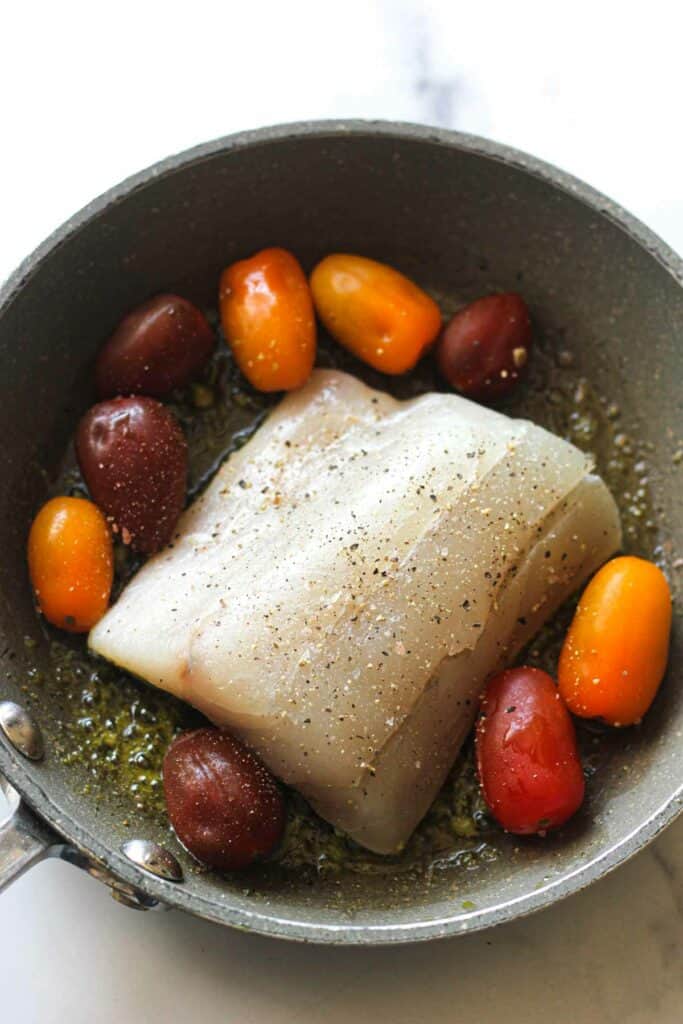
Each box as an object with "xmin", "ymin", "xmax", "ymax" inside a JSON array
[{"xmin": 1, "ymin": 2, "xmax": 681, "ymax": 1021}]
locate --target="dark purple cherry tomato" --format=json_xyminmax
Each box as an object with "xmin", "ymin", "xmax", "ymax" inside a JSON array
[
  {"xmin": 476, "ymin": 667, "xmax": 585, "ymax": 835},
  {"xmin": 163, "ymin": 728, "xmax": 286, "ymax": 871},
  {"xmin": 436, "ymin": 293, "xmax": 531, "ymax": 401},
  {"xmin": 76, "ymin": 396, "xmax": 187, "ymax": 554},
  {"xmin": 95, "ymin": 294, "xmax": 215, "ymax": 398}
]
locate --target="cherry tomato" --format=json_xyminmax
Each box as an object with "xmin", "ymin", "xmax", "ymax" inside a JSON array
[
  {"xmin": 163, "ymin": 728, "xmax": 286, "ymax": 871},
  {"xmin": 28, "ymin": 496, "xmax": 113, "ymax": 633},
  {"xmin": 476, "ymin": 667, "xmax": 585, "ymax": 835},
  {"xmin": 95, "ymin": 294, "xmax": 215, "ymax": 398},
  {"xmin": 219, "ymin": 247, "xmax": 316, "ymax": 392},
  {"xmin": 436, "ymin": 293, "xmax": 531, "ymax": 401},
  {"xmin": 558, "ymin": 556, "xmax": 672, "ymax": 726},
  {"xmin": 310, "ymin": 253, "xmax": 442, "ymax": 374},
  {"xmin": 76, "ymin": 397, "xmax": 187, "ymax": 554}
]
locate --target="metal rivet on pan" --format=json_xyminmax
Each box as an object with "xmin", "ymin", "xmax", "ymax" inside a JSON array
[
  {"xmin": 121, "ymin": 839, "xmax": 184, "ymax": 883},
  {"xmin": 111, "ymin": 889, "xmax": 151, "ymax": 911},
  {"xmin": 0, "ymin": 701, "xmax": 45, "ymax": 761}
]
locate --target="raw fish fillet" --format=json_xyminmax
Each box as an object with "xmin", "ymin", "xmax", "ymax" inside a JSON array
[{"xmin": 90, "ymin": 370, "xmax": 620, "ymax": 853}]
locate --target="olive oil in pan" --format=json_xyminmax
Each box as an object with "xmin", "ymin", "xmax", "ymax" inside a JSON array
[{"xmin": 31, "ymin": 319, "xmax": 662, "ymax": 880}]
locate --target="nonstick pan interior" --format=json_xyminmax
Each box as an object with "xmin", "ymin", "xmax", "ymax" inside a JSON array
[{"xmin": 0, "ymin": 123, "xmax": 681, "ymax": 943}]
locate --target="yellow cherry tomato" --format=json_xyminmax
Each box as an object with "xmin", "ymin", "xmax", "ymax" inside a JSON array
[
  {"xmin": 219, "ymin": 247, "xmax": 316, "ymax": 392},
  {"xmin": 28, "ymin": 496, "xmax": 114, "ymax": 633},
  {"xmin": 310, "ymin": 253, "xmax": 442, "ymax": 374},
  {"xmin": 558, "ymin": 556, "xmax": 672, "ymax": 726}
]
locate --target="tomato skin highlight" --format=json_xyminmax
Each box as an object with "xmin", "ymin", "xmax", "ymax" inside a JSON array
[
  {"xmin": 558, "ymin": 556, "xmax": 672, "ymax": 726},
  {"xmin": 310, "ymin": 253, "xmax": 442, "ymax": 374},
  {"xmin": 219, "ymin": 247, "xmax": 316, "ymax": 392},
  {"xmin": 28, "ymin": 496, "xmax": 114, "ymax": 633},
  {"xmin": 476, "ymin": 667, "xmax": 585, "ymax": 835}
]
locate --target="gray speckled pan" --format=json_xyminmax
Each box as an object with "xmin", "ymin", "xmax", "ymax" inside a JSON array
[{"xmin": 0, "ymin": 121, "xmax": 681, "ymax": 943}]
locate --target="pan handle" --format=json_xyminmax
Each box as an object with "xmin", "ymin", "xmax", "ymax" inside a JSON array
[
  {"xmin": 0, "ymin": 775, "xmax": 164, "ymax": 909},
  {"xmin": 0, "ymin": 777, "xmax": 61, "ymax": 892}
]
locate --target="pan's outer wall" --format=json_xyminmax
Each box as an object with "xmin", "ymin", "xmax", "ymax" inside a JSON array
[{"xmin": 0, "ymin": 122, "xmax": 681, "ymax": 944}]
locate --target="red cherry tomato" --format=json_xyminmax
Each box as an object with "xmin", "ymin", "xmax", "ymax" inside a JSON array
[
  {"xmin": 436, "ymin": 293, "xmax": 531, "ymax": 401},
  {"xmin": 95, "ymin": 294, "xmax": 215, "ymax": 398},
  {"xmin": 76, "ymin": 396, "xmax": 187, "ymax": 554},
  {"xmin": 476, "ymin": 667, "xmax": 585, "ymax": 835},
  {"xmin": 163, "ymin": 729, "xmax": 286, "ymax": 871}
]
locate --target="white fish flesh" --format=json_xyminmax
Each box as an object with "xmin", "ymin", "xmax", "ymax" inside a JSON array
[{"xmin": 90, "ymin": 370, "xmax": 621, "ymax": 853}]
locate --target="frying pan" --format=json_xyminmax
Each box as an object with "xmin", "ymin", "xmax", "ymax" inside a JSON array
[{"xmin": 0, "ymin": 121, "xmax": 681, "ymax": 943}]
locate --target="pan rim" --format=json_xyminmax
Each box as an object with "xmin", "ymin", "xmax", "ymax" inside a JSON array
[{"xmin": 1, "ymin": 119, "xmax": 682, "ymax": 944}]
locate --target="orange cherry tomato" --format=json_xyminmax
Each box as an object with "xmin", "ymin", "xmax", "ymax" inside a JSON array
[
  {"xmin": 310, "ymin": 254, "xmax": 442, "ymax": 374},
  {"xmin": 219, "ymin": 247, "xmax": 316, "ymax": 392},
  {"xmin": 558, "ymin": 556, "xmax": 672, "ymax": 726},
  {"xmin": 28, "ymin": 496, "xmax": 114, "ymax": 633}
]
